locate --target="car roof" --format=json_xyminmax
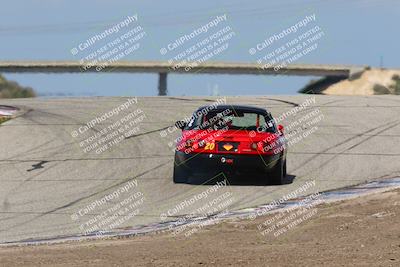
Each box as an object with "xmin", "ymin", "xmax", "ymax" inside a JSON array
[{"xmin": 196, "ymin": 104, "xmax": 268, "ymax": 114}]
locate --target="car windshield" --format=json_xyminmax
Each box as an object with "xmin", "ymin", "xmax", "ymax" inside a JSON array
[{"xmin": 185, "ymin": 108, "xmax": 276, "ymax": 132}]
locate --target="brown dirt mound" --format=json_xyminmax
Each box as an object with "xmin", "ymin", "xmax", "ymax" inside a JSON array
[{"xmin": 322, "ymin": 69, "xmax": 400, "ymax": 95}]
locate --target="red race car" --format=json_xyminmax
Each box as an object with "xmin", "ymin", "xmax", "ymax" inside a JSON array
[{"xmin": 173, "ymin": 105, "xmax": 287, "ymax": 185}]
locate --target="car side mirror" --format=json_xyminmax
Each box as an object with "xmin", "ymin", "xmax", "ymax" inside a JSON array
[
  {"xmin": 175, "ymin": 120, "xmax": 186, "ymax": 130},
  {"xmin": 278, "ymin": 124, "xmax": 284, "ymax": 133}
]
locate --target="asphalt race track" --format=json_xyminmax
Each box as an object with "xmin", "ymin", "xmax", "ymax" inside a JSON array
[{"xmin": 1, "ymin": 95, "xmax": 400, "ymax": 244}]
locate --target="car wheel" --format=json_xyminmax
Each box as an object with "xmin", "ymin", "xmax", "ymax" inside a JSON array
[
  {"xmin": 283, "ymin": 159, "xmax": 287, "ymax": 177},
  {"xmin": 173, "ymin": 164, "xmax": 188, "ymax": 183},
  {"xmin": 269, "ymin": 158, "xmax": 284, "ymax": 185}
]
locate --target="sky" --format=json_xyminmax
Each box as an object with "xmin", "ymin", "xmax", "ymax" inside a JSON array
[{"xmin": 0, "ymin": 0, "xmax": 399, "ymax": 96}]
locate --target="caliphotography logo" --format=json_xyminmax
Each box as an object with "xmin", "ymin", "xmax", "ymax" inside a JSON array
[{"xmin": 0, "ymin": 1, "xmax": 399, "ymax": 267}]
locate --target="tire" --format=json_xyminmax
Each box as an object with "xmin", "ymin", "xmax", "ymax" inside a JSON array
[
  {"xmin": 269, "ymin": 158, "xmax": 284, "ymax": 185},
  {"xmin": 283, "ymin": 159, "xmax": 287, "ymax": 177},
  {"xmin": 173, "ymin": 164, "xmax": 188, "ymax": 183}
]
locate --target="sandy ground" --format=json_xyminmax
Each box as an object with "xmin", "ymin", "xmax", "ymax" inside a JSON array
[
  {"xmin": 323, "ymin": 69, "xmax": 400, "ymax": 95},
  {"xmin": 1, "ymin": 189, "xmax": 399, "ymax": 267}
]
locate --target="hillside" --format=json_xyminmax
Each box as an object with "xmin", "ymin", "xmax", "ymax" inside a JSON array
[{"xmin": 300, "ymin": 69, "xmax": 400, "ymax": 95}]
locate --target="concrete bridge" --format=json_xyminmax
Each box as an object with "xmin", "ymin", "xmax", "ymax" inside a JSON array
[{"xmin": 0, "ymin": 61, "xmax": 368, "ymax": 95}]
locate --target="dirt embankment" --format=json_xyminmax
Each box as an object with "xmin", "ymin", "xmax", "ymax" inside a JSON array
[
  {"xmin": 1, "ymin": 189, "xmax": 399, "ymax": 266},
  {"xmin": 301, "ymin": 69, "xmax": 400, "ymax": 95}
]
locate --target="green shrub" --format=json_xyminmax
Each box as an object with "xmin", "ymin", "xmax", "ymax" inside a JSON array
[
  {"xmin": 373, "ymin": 84, "xmax": 391, "ymax": 95},
  {"xmin": 390, "ymin": 74, "xmax": 400, "ymax": 95},
  {"xmin": 0, "ymin": 116, "xmax": 10, "ymax": 124},
  {"xmin": 0, "ymin": 74, "xmax": 36, "ymax": 98}
]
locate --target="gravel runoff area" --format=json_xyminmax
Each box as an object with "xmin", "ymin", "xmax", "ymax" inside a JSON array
[{"xmin": 0, "ymin": 188, "xmax": 399, "ymax": 267}]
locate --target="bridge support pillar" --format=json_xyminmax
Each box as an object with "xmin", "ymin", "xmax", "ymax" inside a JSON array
[{"xmin": 158, "ymin": 72, "xmax": 167, "ymax": 96}]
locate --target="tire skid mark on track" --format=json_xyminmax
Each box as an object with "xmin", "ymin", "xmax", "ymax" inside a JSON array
[
  {"xmin": 2, "ymin": 104, "xmax": 173, "ymax": 226},
  {"xmin": 124, "ymin": 126, "xmax": 170, "ymax": 139},
  {"xmin": 1, "ymin": 96, "xmax": 399, "ymax": 244},
  {"xmin": 167, "ymin": 97, "xmax": 216, "ymax": 103},
  {"xmin": 265, "ymin": 98, "xmax": 299, "ymax": 107},
  {"xmin": 2, "ymin": 176, "xmax": 399, "ymax": 246},
  {"xmin": 0, "ymin": 154, "xmax": 172, "ymax": 163},
  {"xmin": 27, "ymin": 109, "xmax": 102, "ymax": 133},
  {"xmin": 293, "ymin": 120, "xmax": 400, "ymax": 186},
  {"xmin": 291, "ymin": 119, "xmax": 400, "ymax": 173},
  {"xmin": 26, "ymin": 161, "xmax": 48, "ymax": 172},
  {"xmin": 1, "ymin": 121, "xmax": 172, "ymax": 126},
  {"xmin": 0, "ymin": 177, "xmax": 172, "ymax": 182},
  {"xmin": 308, "ymin": 120, "xmax": 400, "ymax": 173},
  {"xmin": 0, "ymin": 161, "xmax": 171, "ymax": 233},
  {"xmin": 1, "ymin": 107, "xmax": 149, "ymax": 223},
  {"xmin": 1, "ymin": 109, "xmax": 101, "ymax": 206},
  {"xmin": 3, "ymin": 110, "xmax": 88, "ymax": 161},
  {"xmin": 289, "ymin": 152, "xmax": 400, "ymax": 156}
]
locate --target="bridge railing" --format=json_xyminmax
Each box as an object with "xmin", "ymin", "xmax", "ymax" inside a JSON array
[{"xmin": 0, "ymin": 61, "xmax": 368, "ymax": 95}]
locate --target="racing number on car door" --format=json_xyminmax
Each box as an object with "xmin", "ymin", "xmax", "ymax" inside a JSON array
[{"xmin": 204, "ymin": 142, "xmax": 215, "ymax": 150}]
